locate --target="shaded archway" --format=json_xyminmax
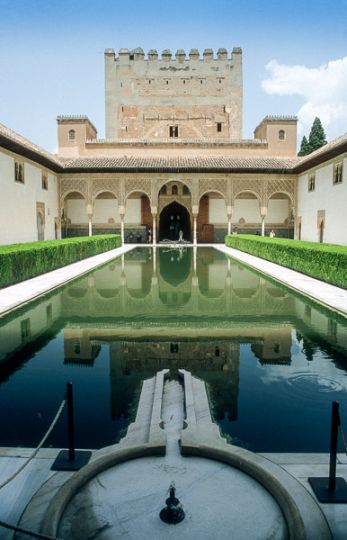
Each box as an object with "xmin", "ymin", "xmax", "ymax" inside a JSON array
[{"xmin": 159, "ymin": 201, "xmax": 191, "ymax": 241}]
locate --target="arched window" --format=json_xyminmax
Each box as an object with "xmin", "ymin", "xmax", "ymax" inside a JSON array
[
  {"xmin": 68, "ymin": 129, "xmax": 76, "ymax": 141},
  {"xmin": 172, "ymin": 185, "xmax": 178, "ymax": 195},
  {"xmin": 183, "ymin": 185, "xmax": 190, "ymax": 195},
  {"xmin": 160, "ymin": 185, "xmax": 167, "ymax": 195},
  {"xmin": 278, "ymin": 129, "xmax": 285, "ymax": 141}
]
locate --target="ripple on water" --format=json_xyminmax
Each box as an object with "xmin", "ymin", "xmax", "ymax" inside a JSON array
[{"xmin": 286, "ymin": 372, "xmax": 344, "ymax": 395}]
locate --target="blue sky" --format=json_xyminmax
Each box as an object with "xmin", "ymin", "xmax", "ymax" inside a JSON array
[{"xmin": 0, "ymin": 0, "xmax": 346, "ymax": 151}]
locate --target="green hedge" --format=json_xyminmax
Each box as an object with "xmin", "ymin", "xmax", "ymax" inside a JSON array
[
  {"xmin": 0, "ymin": 235, "xmax": 122, "ymax": 289},
  {"xmin": 225, "ymin": 234, "xmax": 347, "ymax": 289}
]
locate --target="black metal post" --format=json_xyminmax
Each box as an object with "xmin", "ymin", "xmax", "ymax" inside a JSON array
[
  {"xmin": 328, "ymin": 401, "xmax": 339, "ymax": 491},
  {"xmin": 66, "ymin": 382, "xmax": 75, "ymax": 462},
  {"xmin": 309, "ymin": 400, "xmax": 347, "ymax": 502},
  {"xmin": 51, "ymin": 381, "xmax": 92, "ymax": 471}
]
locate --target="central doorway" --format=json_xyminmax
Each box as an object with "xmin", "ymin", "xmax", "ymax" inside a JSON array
[{"xmin": 159, "ymin": 202, "xmax": 191, "ymax": 241}]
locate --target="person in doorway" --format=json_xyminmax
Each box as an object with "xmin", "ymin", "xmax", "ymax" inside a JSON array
[
  {"xmin": 169, "ymin": 216, "xmax": 175, "ymax": 240},
  {"xmin": 178, "ymin": 230, "xmax": 184, "ymax": 242},
  {"xmin": 269, "ymin": 229, "xmax": 276, "ymax": 238},
  {"xmin": 148, "ymin": 227, "xmax": 152, "ymax": 244}
]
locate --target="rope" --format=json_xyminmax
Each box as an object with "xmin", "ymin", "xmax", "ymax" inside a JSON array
[
  {"xmin": 0, "ymin": 398, "xmax": 66, "ymax": 490},
  {"xmin": 338, "ymin": 423, "xmax": 347, "ymax": 457},
  {"xmin": 0, "ymin": 519, "xmax": 60, "ymax": 540}
]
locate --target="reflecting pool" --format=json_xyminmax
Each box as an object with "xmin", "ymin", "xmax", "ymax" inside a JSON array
[{"xmin": 0, "ymin": 247, "xmax": 346, "ymax": 452}]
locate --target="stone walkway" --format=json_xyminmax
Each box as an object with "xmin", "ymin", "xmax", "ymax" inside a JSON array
[{"xmin": 215, "ymin": 244, "xmax": 347, "ymax": 316}]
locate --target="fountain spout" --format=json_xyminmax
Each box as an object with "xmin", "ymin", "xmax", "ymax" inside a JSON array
[{"xmin": 159, "ymin": 482, "xmax": 185, "ymax": 524}]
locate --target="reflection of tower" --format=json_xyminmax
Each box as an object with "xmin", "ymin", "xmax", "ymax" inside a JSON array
[
  {"xmin": 64, "ymin": 328, "xmax": 101, "ymax": 366},
  {"xmin": 109, "ymin": 342, "xmax": 154, "ymax": 420},
  {"xmin": 251, "ymin": 326, "xmax": 292, "ymax": 364},
  {"xmin": 109, "ymin": 339, "xmax": 241, "ymax": 423},
  {"xmin": 203, "ymin": 342, "xmax": 240, "ymax": 422}
]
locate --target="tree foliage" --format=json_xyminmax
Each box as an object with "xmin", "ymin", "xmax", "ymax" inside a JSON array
[
  {"xmin": 297, "ymin": 117, "xmax": 327, "ymax": 156},
  {"xmin": 298, "ymin": 135, "xmax": 310, "ymax": 156}
]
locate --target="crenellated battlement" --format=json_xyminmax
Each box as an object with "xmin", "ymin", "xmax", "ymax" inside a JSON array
[
  {"xmin": 104, "ymin": 47, "xmax": 242, "ymax": 63},
  {"xmin": 105, "ymin": 46, "xmax": 243, "ymax": 141}
]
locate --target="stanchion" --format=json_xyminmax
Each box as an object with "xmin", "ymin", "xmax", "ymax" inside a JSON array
[
  {"xmin": 309, "ymin": 401, "xmax": 347, "ymax": 502},
  {"xmin": 51, "ymin": 382, "xmax": 92, "ymax": 471}
]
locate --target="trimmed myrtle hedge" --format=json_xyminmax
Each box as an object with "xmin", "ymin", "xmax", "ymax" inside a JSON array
[
  {"xmin": 225, "ymin": 234, "xmax": 347, "ymax": 290},
  {"xmin": 0, "ymin": 235, "xmax": 122, "ymax": 289}
]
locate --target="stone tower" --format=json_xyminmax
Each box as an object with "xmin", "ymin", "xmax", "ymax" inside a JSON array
[{"xmin": 104, "ymin": 47, "xmax": 243, "ymax": 141}]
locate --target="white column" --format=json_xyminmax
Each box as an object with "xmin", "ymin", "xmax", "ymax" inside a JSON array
[
  {"xmin": 193, "ymin": 215, "xmax": 197, "ymax": 245},
  {"xmin": 261, "ymin": 216, "xmax": 266, "ymax": 237},
  {"xmin": 227, "ymin": 206, "xmax": 233, "ymax": 236},
  {"xmin": 86, "ymin": 203, "xmax": 93, "ymax": 237},
  {"xmin": 88, "ymin": 214, "xmax": 93, "ymax": 237},
  {"xmin": 260, "ymin": 206, "xmax": 267, "ymax": 237},
  {"xmin": 152, "ymin": 214, "xmax": 157, "ymax": 244},
  {"xmin": 227, "ymin": 216, "xmax": 232, "ymax": 235},
  {"xmin": 120, "ymin": 214, "xmax": 125, "ymax": 244}
]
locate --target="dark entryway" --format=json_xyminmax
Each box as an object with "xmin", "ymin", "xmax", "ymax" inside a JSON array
[{"xmin": 159, "ymin": 202, "xmax": 191, "ymax": 241}]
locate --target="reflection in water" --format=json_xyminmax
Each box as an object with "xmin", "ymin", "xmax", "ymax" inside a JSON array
[{"xmin": 0, "ymin": 247, "xmax": 346, "ymax": 451}]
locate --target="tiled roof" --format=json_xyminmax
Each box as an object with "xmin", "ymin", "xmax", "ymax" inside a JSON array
[
  {"xmin": 61, "ymin": 156, "xmax": 300, "ymax": 172},
  {"xmin": 0, "ymin": 122, "xmax": 61, "ymax": 170},
  {"xmin": 293, "ymin": 132, "xmax": 347, "ymax": 172}
]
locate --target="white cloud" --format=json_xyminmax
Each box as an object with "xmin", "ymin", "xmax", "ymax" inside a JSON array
[{"xmin": 262, "ymin": 56, "xmax": 347, "ymax": 140}]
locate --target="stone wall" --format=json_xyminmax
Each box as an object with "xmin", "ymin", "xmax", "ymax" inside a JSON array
[{"xmin": 105, "ymin": 47, "xmax": 243, "ymax": 141}]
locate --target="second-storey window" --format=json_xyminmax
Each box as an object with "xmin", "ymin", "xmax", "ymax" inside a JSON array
[
  {"xmin": 42, "ymin": 172, "xmax": 48, "ymax": 190},
  {"xmin": 308, "ymin": 173, "xmax": 315, "ymax": 192},
  {"xmin": 14, "ymin": 161, "xmax": 24, "ymax": 183},
  {"xmin": 333, "ymin": 162, "xmax": 343, "ymax": 184}
]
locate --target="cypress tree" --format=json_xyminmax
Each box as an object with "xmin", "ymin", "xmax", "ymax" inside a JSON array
[
  {"xmin": 298, "ymin": 135, "xmax": 310, "ymax": 156},
  {"xmin": 308, "ymin": 117, "xmax": 327, "ymax": 152}
]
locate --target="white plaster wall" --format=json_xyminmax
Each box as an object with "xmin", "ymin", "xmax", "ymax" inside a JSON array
[
  {"xmin": 0, "ymin": 150, "xmax": 58, "ymax": 245},
  {"xmin": 233, "ymin": 199, "xmax": 261, "ymax": 223},
  {"xmin": 209, "ymin": 198, "xmax": 227, "ymax": 223},
  {"xmin": 67, "ymin": 199, "xmax": 88, "ymax": 224},
  {"xmin": 93, "ymin": 199, "xmax": 120, "ymax": 224},
  {"xmin": 267, "ymin": 199, "xmax": 289, "ymax": 223},
  {"xmin": 125, "ymin": 198, "xmax": 141, "ymax": 224},
  {"xmin": 297, "ymin": 156, "xmax": 347, "ymax": 245}
]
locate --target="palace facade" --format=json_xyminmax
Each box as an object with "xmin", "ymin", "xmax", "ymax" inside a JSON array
[{"xmin": 0, "ymin": 47, "xmax": 346, "ymax": 246}]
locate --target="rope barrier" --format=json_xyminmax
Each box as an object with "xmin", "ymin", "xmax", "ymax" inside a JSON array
[
  {"xmin": 339, "ymin": 422, "xmax": 347, "ymax": 456},
  {"xmin": 0, "ymin": 398, "xmax": 66, "ymax": 490},
  {"xmin": 0, "ymin": 519, "xmax": 60, "ymax": 540}
]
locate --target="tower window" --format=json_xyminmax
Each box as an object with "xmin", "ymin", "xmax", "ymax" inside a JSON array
[
  {"xmin": 160, "ymin": 185, "xmax": 167, "ymax": 195},
  {"xmin": 169, "ymin": 126, "xmax": 178, "ymax": 138},
  {"xmin": 183, "ymin": 185, "xmax": 189, "ymax": 195},
  {"xmin": 68, "ymin": 129, "xmax": 76, "ymax": 141},
  {"xmin": 217, "ymin": 122, "xmax": 222, "ymax": 132},
  {"xmin": 278, "ymin": 129, "xmax": 285, "ymax": 140},
  {"xmin": 172, "ymin": 185, "xmax": 178, "ymax": 195}
]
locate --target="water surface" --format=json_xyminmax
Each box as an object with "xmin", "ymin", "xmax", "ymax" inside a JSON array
[{"xmin": 0, "ymin": 247, "xmax": 346, "ymax": 452}]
